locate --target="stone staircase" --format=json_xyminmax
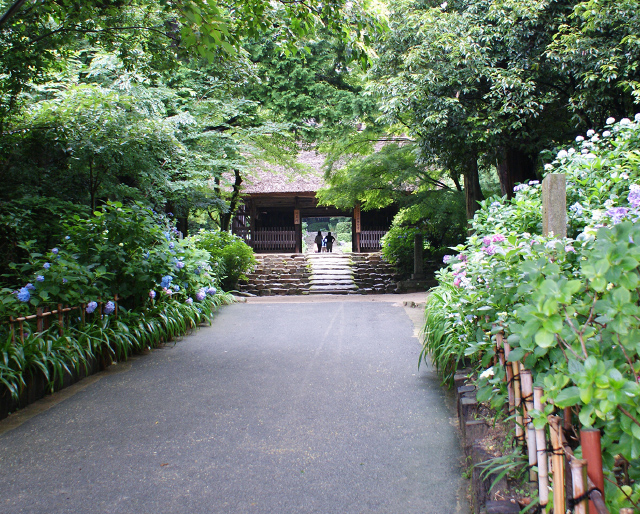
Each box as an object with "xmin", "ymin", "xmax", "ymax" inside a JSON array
[
  {"xmin": 236, "ymin": 252, "xmax": 400, "ymax": 296},
  {"xmin": 307, "ymin": 253, "xmax": 357, "ymax": 294},
  {"xmin": 237, "ymin": 254, "xmax": 311, "ymax": 296}
]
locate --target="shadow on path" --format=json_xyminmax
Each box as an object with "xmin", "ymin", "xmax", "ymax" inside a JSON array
[{"xmin": 0, "ymin": 297, "xmax": 468, "ymax": 514}]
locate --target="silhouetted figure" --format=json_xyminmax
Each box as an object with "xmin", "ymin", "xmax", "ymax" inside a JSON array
[
  {"xmin": 324, "ymin": 232, "xmax": 336, "ymax": 252},
  {"xmin": 315, "ymin": 231, "xmax": 323, "ymax": 253}
]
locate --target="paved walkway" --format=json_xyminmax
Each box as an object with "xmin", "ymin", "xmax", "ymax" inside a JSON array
[{"xmin": 0, "ymin": 294, "xmax": 468, "ymax": 514}]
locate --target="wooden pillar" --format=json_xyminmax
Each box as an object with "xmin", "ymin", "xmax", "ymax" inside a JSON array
[
  {"xmin": 354, "ymin": 204, "xmax": 361, "ymax": 252},
  {"xmin": 542, "ymin": 174, "xmax": 566, "ymax": 237},
  {"xmin": 249, "ymin": 201, "xmax": 257, "ymax": 250},
  {"xmin": 294, "ymin": 203, "xmax": 302, "ymax": 253}
]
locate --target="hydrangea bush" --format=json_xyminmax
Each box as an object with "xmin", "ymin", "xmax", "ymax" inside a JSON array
[{"xmin": 424, "ymin": 115, "xmax": 640, "ymax": 511}]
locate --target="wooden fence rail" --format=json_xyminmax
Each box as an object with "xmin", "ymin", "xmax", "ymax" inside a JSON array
[
  {"xmin": 360, "ymin": 229, "xmax": 387, "ymax": 251},
  {"xmin": 8, "ymin": 297, "xmax": 119, "ymax": 345},
  {"xmin": 253, "ymin": 227, "xmax": 296, "ymax": 251}
]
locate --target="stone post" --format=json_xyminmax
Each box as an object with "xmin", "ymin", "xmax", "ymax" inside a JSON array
[
  {"xmin": 542, "ymin": 174, "xmax": 567, "ymax": 237},
  {"xmin": 412, "ymin": 233, "xmax": 424, "ymax": 280}
]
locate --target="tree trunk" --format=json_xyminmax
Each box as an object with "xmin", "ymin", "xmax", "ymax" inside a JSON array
[
  {"xmin": 220, "ymin": 169, "xmax": 243, "ymax": 232},
  {"xmin": 497, "ymin": 147, "xmax": 537, "ymax": 198},
  {"xmin": 463, "ymin": 153, "xmax": 484, "ymax": 220}
]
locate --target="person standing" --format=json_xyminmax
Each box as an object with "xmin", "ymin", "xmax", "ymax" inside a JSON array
[
  {"xmin": 324, "ymin": 232, "xmax": 336, "ymax": 252},
  {"xmin": 315, "ymin": 231, "xmax": 323, "ymax": 253}
]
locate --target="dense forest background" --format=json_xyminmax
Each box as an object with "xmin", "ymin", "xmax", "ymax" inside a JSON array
[{"xmin": 1, "ymin": 0, "xmax": 639, "ymax": 239}]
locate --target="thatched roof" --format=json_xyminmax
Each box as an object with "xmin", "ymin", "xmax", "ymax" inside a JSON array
[{"xmin": 242, "ymin": 150, "xmax": 327, "ymax": 195}]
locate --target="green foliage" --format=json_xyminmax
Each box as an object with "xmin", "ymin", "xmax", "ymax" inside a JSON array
[
  {"xmin": 381, "ymin": 191, "xmax": 467, "ymax": 275},
  {"xmin": 0, "ymin": 197, "xmax": 89, "ymax": 285},
  {"xmin": 188, "ymin": 230, "xmax": 256, "ymax": 291},
  {"xmin": 424, "ymin": 117, "xmax": 640, "ymax": 512}
]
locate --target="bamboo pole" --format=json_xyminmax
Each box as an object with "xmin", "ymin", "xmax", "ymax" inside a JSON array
[
  {"xmin": 549, "ymin": 416, "xmax": 566, "ymax": 514},
  {"xmin": 570, "ymin": 458, "xmax": 589, "ymax": 514},
  {"xmin": 512, "ymin": 361, "xmax": 524, "ymax": 444},
  {"xmin": 503, "ymin": 341, "xmax": 516, "ymax": 417},
  {"xmin": 534, "ymin": 386, "xmax": 549, "ymax": 509},
  {"xmin": 582, "ymin": 428, "xmax": 604, "ymax": 514},
  {"xmin": 520, "ymin": 369, "xmax": 537, "ymax": 483},
  {"xmin": 560, "ymin": 431, "xmax": 609, "ymax": 514}
]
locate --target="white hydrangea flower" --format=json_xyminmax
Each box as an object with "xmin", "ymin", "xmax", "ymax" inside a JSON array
[
  {"xmin": 606, "ymin": 117, "xmax": 616, "ymax": 125},
  {"xmin": 621, "ymin": 118, "xmax": 631, "ymax": 125},
  {"xmin": 575, "ymin": 135, "xmax": 584, "ymax": 142},
  {"xmin": 557, "ymin": 149, "xmax": 568, "ymax": 159},
  {"xmin": 544, "ymin": 163, "xmax": 553, "ymax": 171},
  {"xmin": 635, "ymin": 113, "xmax": 640, "ymax": 123},
  {"xmin": 603, "ymin": 130, "xmax": 611, "ymax": 137},
  {"xmin": 479, "ymin": 367, "xmax": 495, "ymax": 380},
  {"xmin": 586, "ymin": 129, "xmax": 595, "ymax": 137},
  {"xmin": 568, "ymin": 147, "xmax": 576, "ymax": 155}
]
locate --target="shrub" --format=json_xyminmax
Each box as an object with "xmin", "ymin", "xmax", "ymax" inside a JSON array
[
  {"xmin": 425, "ymin": 115, "xmax": 640, "ymax": 512},
  {"xmin": 188, "ymin": 230, "xmax": 256, "ymax": 291},
  {"xmin": 381, "ymin": 190, "xmax": 467, "ymax": 275}
]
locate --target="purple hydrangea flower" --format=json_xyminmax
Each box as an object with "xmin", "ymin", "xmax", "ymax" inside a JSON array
[
  {"xmin": 484, "ymin": 245, "xmax": 497, "ymax": 256},
  {"xmin": 207, "ymin": 286, "xmax": 217, "ymax": 295},
  {"xmin": 43, "ymin": 262, "xmax": 51, "ymax": 269},
  {"xmin": 491, "ymin": 234, "xmax": 505, "ymax": 243},
  {"xmin": 196, "ymin": 290, "xmax": 206, "ymax": 301},
  {"xmin": 52, "ymin": 248, "xmax": 59, "ymax": 254},
  {"xmin": 459, "ymin": 254, "xmax": 468, "ymax": 262},
  {"xmin": 86, "ymin": 301, "xmax": 98, "ymax": 314},
  {"xmin": 443, "ymin": 255, "xmax": 453, "ymax": 264},
  {"xmin": 36, "ymin": 275, "xmax": 45, "ymax": 282},
  {"xmin": 628, "ymin": 184, "xmax": 640, "ymax": 208},
  {"xmin": 62, "ymin": 278, "xmax": 68, "ymax": 284},
  {"xmin": 104, "ymin": 301, "xmax": 115, "ymax": 315},
  {"xmin": 175, "ymin": 261, "xmax": 185, "ymax": 270},
  {"xmin": 149, "ymin": 290, "xmax": 156, "ymax": 299},
  {"xmin": 482, "ymin": 236, "xmax": 492, "ymax": 246},
  {"xmin": 186, "ymin": 297, "xmax": 193, "ymax": 305},
  {"xmin": 26, "ymin": 283, "xmax": 35, "ymax": 290},
  {"xmin": 16, "ymin": 287, "xmax": 30, "ymax": 302},
  {"xmin": 606, "ymin": 207, "xmax": 630, "ymax": 224},
  {"xmin": 565, "ymin": 245, "xmax": 575, "ymax": 253}
]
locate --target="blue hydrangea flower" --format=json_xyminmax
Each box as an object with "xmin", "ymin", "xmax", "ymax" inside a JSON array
[
  {"xmin": 43, "ymin": 263, "xmax": 51, "ymax": 269},
  {"xmin": 52, "ymin": 248, "xmax": 59, "ymax": 254},
  {"xmin": 169, "ymin": 242, "xmax": 175, "ymax": 249},
  {"xmin": 62, "ymin": 278, "xmax": 68, "ymax": 284},
  {"xmin": 104, "ymin": 301, "xmax": 115, "ymax": 315},
  {"xmin": 26, "ymin": 283, "xmax": 35, "ymax": 290},
  {"xmin": 86, "ymin": 301, "xmax": 98, "ymax": 314},
  {"xmin": 173, "ymin": 285, "xmax": 180, "ymax": 292},
  {"xmin": 16, "ymin": 287, "xmax": 30, "ymax": 302},
  {"xmin": 196, "ymin": 290, "xmax": 206, "ymax": 301},
  {"xmin": 207, "ymin": 286, "xmax": 217, "ymax": 295},
  {"xmin": 36, "ymin": 275, "xmax": 45, "ymax": 282},
  {"xmin": 186, "ymin": 297, "xmax": 193, "ymax": 305},
  {"xmin": 65, "ymin": 236, "xmax": 70, "ymax": 240},
  {"xmin": 160, "ymin": 275, "xmax": 173, "ymax": 288}
]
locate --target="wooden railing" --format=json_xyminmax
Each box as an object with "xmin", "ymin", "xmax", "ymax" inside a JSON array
[
  {"xmin": 8, "ymin": 297, "xmax": 119, "ymax": 344},
  {"xmin": 360, "ymin": 229, "xmax": 387, "ymax": 251},
  {"xmin": 253, "ymin": 227, "xmax": 296, "ymax": 252}
]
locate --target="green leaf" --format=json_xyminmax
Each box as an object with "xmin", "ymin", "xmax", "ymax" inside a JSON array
[
  {"xmin": 506, "ymin": 347, "xmax": 526, "ymax": 362},
  {"xmin": 555, "ymin": 386, "xmax": 581, "ymax": 407},
  {"xmin": 535, "ymin": 330, "xmax": 555, "ymax": 348}
]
